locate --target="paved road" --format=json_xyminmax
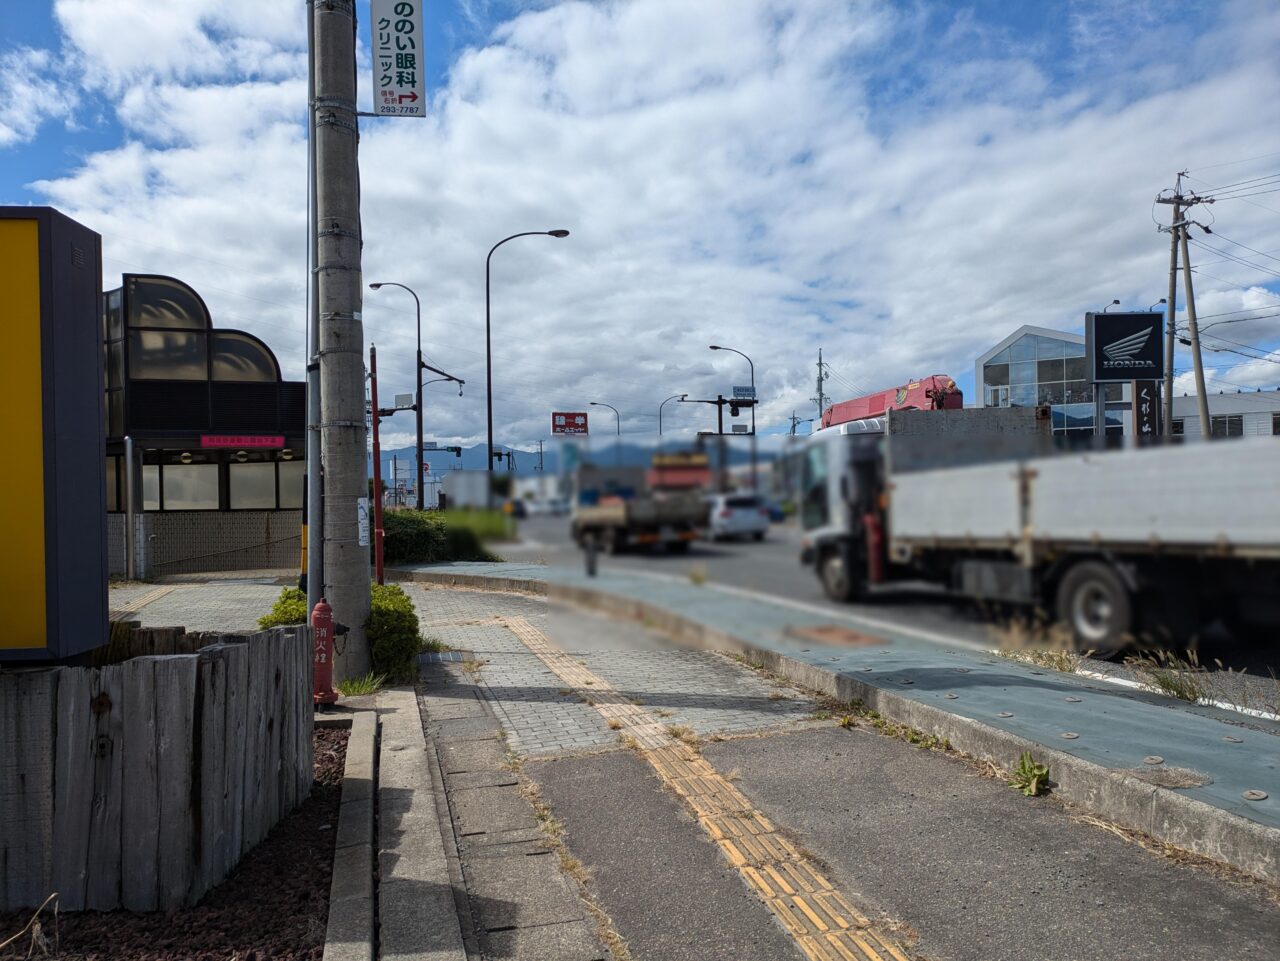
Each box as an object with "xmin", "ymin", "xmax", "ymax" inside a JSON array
[
  {"xmin": 411, "ymin": 587, "xmax": 1280, "ymax": 961},
  {"xmin": 506, "ymin": 516, "xmax": 1280, "ymax": 715}
]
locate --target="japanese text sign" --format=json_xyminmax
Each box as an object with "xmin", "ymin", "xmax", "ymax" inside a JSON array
[
  {"xmin": 1132, "ymin": 380, "xmax": 1159, "ymax": 438},
  {"xmin": 373, "ymin": 0, "xmax": 425, "ymax": 117},
  {"xmin": 551, "ymin": 411, "xmax": 589, "ymax": 435}
]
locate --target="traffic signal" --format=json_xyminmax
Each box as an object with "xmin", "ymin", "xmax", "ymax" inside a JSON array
[{"xmin": 447, "ymin": 446, "xmax": 462, "ymax": 457}]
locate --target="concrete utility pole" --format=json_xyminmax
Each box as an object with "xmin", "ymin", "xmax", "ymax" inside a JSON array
[
  {"xmin": 1178, "ymin": 227, "xmax": 1213, "ymax": 438},
  {"xmin": 810, "ymin": 348, "xmax": 829, "ymax": 422},
  {"xmin": 304, "ymin": 0, "xmax": 323, "ymax": 613},
  {"xmin": 314, "ymin": 0, "xmax": 369, "ymax": 678},
  {"xmin": 1161, "ymin": 186, "xmax": 1181, "ymax": 436}
]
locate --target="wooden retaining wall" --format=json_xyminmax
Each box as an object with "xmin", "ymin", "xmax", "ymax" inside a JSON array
[{"xmin": 0, "ymin": 626, "xmax": 313, "ymax": 913}]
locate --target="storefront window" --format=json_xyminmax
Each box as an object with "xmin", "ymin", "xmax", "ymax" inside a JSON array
[
  {"xmin": 162, "ymin": 464, "xmax": 219, "ymax": 510},
  {"xmin": 278, "ymin": 460, "xmax": 305, "ymax": 509},
  {"xmin": 229, "ymin": 462, "xmax": 277, "ymax": 509},
  {"xmin": 142, "ymin": 465, "xmax": 160, "ymax": 510}
]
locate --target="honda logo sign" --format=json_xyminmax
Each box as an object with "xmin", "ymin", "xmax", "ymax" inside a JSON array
[{"xmin": 1085, "ymin": 312, "xmax": 1165, "ymax": 383}]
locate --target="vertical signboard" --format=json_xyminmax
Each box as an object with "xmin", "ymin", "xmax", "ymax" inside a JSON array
[
  {"xmin": 0, "ymin": 207, "xmax": 107, "ymax": 660},
  {"xmin": 372, "ymin": 0, "xmax": 426, "ymax": 117},
  {"xmin": 1132, "ymin": 380, "xmax": 1159, "ymax": 440}
]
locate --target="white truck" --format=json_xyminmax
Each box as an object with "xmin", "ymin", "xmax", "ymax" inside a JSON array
[{"xmin": 799, "ymin": 407, "xmax": 1280, "ymax": 651}]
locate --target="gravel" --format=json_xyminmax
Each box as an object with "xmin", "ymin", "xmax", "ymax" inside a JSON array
[{"xmin": 0, "ymin": 727, "xmax": 350, "ymax": 961}]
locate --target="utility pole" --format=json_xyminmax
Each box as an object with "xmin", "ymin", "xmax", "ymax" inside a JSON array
[
  {"xmin": 537, "ymin": 440, "xmax": 544, "ymax": 471},
  {"xmin": 1161, "ymin": 179, "xmax": 1181, "ymax": 436},
  {"xmin": 314, "ymin": 0, "xmax": 369, "ymax": 678},
  {"xmin": 304, "ymin": 0, "xmax": 323, "ymax": 610},
  {"xmin": 1157, "ymin": 177, "xmax": 1213, "ymax": 439},
  {"xmin": 810, "ymin": 348, "xmax": 829, "ymax": 422},
  {"xmin": 1178, "ymin": 227, "xmax": 1213, "ymax": 438}
]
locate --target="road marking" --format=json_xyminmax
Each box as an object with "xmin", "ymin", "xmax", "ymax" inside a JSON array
[
  {"xmin": 108, "ymin": 585, "xmax": 176, "ymax": 622},
  {"xmin": 500, "ymin": 615, "xmax": 914, "ymax": 961}
]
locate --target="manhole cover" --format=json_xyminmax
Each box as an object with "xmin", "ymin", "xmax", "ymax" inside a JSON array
[
  {"xmin": 1223, "ymin": 735, "xmax": 1243, "ymax": 743},
  {"xmin": 1064, "ymin": 696, "xmax": 1082, "ymax": 703},
  {"xmin": 1243, "ymin": 790, "xmax": 1268, "ymax": 801},
  {"xmin": 1061, "ymin": 732, "xmax": 1079, "ymax": 740},
  {"xmin": 945, "ymin": 693, "xmax": 959, "ymax": 699},
  {"xmin": 1143, "ymin": 755, "xmax": 1164, "ymax": 765},
  {"xmin": 997, "ymin": 711, "xmax": 1013, "ymax": 718},
  {"xmin": 785, "ymin": 625, "xmax": 884, "ymax": 647}
]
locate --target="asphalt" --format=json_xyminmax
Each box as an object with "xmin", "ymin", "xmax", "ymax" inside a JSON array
[
  {"xmin": 704, "ymin": 726, "xmax": 1280, "ymax": 961},
  {"xmin": 528, "ymin": 750, "xmax": 806, "ymax": 961}
]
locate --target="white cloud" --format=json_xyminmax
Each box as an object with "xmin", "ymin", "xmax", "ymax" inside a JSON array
[
  {"xmin": 23, "ymin": 0, "xmax": 1280, "ymax": 454},
  {"xmin": 0, "ymin": 47, "xmax": 77, "ymax": 148}
]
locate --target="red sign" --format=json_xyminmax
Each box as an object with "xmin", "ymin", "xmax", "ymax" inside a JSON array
[
  {"xmin": 200, "ymin": 434, "xmax": 285, "ymax": 449},
  {"xmin": 551, "ymin": 411, "xmax": 589, "ymax": 435}
]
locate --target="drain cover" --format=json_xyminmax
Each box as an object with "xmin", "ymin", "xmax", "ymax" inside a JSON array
[
  {"xmin": 1243, "ymin": 790, "xmax": 1268, "ymax": 801},
  {"xmin": 1061, "ymin": 732, "xmax": 1080, "ymax": 739},
  {"xmin": 997, "ymin": 711, "xmax": 1013, "ymax": 718},
  {"xmin": 945, "ymin": 693, "xmax": 959, "ymax": 699},
  {"xmin": 1223, "ymin": 735, "xmax": 1244, "ymax": 743},
  {"xmin": 1064, "ymin": 696, "xmax": 1082, "ymax": 703},
  {"xmin": 1143, "ymin": 756, "xmax": 1164, "ymax": 765}
]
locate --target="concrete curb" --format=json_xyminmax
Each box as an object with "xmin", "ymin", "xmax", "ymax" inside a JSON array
[
  {"xmin": 376, "ymin": 687, "xmax": 467, "ymax": 961},
  {"xmin": 396, "ymin": 569, "xmax": 1280, "ymax": 884},
  {"xmin": 323, "ymin": 710, "xmax": 378, "ymax": 961}
]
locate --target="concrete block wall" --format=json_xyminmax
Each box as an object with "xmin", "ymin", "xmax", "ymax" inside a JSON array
[{"xmin": 109, "ymin": 511, "xmax": 302, "ymax": 576}]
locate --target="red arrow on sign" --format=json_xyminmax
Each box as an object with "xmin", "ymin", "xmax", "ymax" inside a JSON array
[{"xmin": 398, "ymin": 91, "xmax": 418, "ymax": 103}]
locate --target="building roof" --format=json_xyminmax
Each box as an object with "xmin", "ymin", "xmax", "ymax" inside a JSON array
[{"xmin": 974, "ymin": 324, "xmax": 1084, "ymax": 369}]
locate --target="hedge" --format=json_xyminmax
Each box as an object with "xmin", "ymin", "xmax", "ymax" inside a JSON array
[{"xmin": 381, "ymin": 509, "xmax": 501, "ymax": 565}]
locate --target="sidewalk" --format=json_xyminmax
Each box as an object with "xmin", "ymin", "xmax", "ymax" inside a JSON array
[{"xmin": 394, "ymin": 560, "xmax": 1280, "ymax": 881}]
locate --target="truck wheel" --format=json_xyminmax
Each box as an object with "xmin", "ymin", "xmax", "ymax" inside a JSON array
[
  {"xmin": 1055, "ymin": 561, "xmax": 1132, "ymax": 654},
  {"xmin": 821, "ymin": 552, "xmax": 859, "ymax": 602}
]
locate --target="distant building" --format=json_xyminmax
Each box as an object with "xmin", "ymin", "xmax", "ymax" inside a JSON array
[
  {"xmin": 104, "ymin": 274, "xmax": 306, "ymax": 575},
  {"xmin": 974, "ymin": 323, "xmax": 1280, "ymax": 440}
]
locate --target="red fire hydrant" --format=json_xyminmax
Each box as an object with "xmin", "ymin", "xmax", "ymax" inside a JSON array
[{"xmin": 312, "ymin": 598, "xmax": 339, "ymax": 707}]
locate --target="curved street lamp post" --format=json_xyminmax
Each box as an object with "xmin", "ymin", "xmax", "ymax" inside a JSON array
[
  {"xmin": 367, "ymin": 281, "xmax": 426, "ymax": 508},
  {"xmin": 589, "ymin": 401, "xmax": 621, "ymax": 465},
  {"xmin": 709, "ymin": 344, "xmax": 757, "ymax": 491},
  {"xmin": 486, "ymin": 230, "xmax": 570, "ymax": 479}
]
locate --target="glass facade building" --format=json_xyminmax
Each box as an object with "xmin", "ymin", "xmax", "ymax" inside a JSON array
[{"xmin": 974, "ymin": 326, "xmax": 1124, "ymax": 437}]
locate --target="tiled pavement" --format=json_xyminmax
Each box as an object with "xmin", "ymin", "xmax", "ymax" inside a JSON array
[{"xmin": 402, "ymin": 583, "xmax": 820, "ymax": 759}]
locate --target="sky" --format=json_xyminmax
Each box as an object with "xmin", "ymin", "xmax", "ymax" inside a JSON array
[{"xmin": 3, "ymin": 0, "xmax": 1280, "ymax": 453}]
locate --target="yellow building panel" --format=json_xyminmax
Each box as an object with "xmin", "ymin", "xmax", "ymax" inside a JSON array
[{"xmin": 0, "ymin": 219, "xmax": 46, "ymax": 648}]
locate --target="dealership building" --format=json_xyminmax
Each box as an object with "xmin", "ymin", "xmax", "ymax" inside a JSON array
[{"xmin": 974, "ymin": 324, "xmax": 1280, "ymax": 440}]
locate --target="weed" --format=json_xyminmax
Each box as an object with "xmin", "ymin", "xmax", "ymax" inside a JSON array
[
  {"xmin": 461, "ymin": 658, "xmax": 488, "ymax": 675},
  {"xmin": 839, "ymin": 714, "xmax": 856, "ymax": 729},
  {"xmin": 606, "ymin": 719, "xmax": 622, "ymax": 731},
  {"xmin": 768, "ymin": 691, "xmax": 787, "ymax": 701},
  {"xmin": 655, "ymin": 708, "xmax": 673, "ymax": 718},
  {"xmin": 665, "ymin": 724, "xmax": 701, "ymax": 748},
  {"xmin": 420, "ymin": 636, "xmax": 453, "ymax": 654},
  {"xmin": 1125, "ymin": 649, "xmax": 1211, "ymax": 704},
  {"xmin": 630, "ymin": 697, "xmax": 644, "ymax": 706},
  {"xmin": 996, "ymin": 645, "xmax": 1089, "ymax": 674},
  {"xmin": 585, "ymin": 699, "xmax": 596, "ymax": 707},
  {"xmin": 688, "ymin": 565, "xmax": 708, "ymax": 586},
  {"xmin": 1007, "ymin": 751, "xmax": 1050, "ymax": 797},
  {"xmin": 558, "ymin": 688, "xmax": 573, "ymax": 697},
  {"xmin": 336, "ymin": 671, "xmax": 388, "ymax": 697},
  {"xmin": 807, "ymin": 710, "xmax": 832, "ymax": 721}
]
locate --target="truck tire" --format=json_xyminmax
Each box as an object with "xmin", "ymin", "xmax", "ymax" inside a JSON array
[
  {"xmin": 821, "ymin": 551, "xmax": 859, "ymax": 602},
  {"xmin": 1055, "ymin": 561, "xmax": 1132, "ymax": 654}
]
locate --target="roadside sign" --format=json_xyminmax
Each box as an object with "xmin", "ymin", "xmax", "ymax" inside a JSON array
[
  {"xmin": 357, "ymin": 496, "xmax": 370, "ymax": 547},
  {"xmin": 394, "ymin": 393, "xmax": 413, "ymax": 409},
  {"xmin": 552, "ymin": 411, "xmax": 589, "ymax": 434},
  {"xmin": 1086, "ymin": 312, "xmax": 1164, "ymax": 383},
  {"xmin": 422, "ymin": 462, "xmax": 429, "ymax": 474},
  {"xmin": 372, "ymin": 0, "xmax": 425, "ymax": 117},
  {"xmin": 201, "ymin": 434, "xmax": 284, "ymax": 449},
  {"xmin": 1132, "ymin": 380, "xmax": 1159, "ymax": 439},
  {"xmin": 733, "ymin": 385, "xmax": 756, "ymax": 399},
  {"xmin": 423, "ymin": 441, "xmax": 439, "ymax": 449}
]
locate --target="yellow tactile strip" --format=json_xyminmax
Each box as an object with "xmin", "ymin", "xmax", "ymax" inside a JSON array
[
  {"xmin": 500, "ymin": 616, "xmax": 913, "ymax": 961},
  {"xmin": 108, "ymin": 585, "xmax": 176, "ymax": 622}
]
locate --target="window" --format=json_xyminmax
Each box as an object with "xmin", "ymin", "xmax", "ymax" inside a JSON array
[
  {"xmin": 106, "ymin": 456, "xmax": 120, "ymax": 512},
  {"xmin": 1172, "ymin": 419, "xmax": 1185, "ymax": 436},
  {"xmin": 279, "ymin": 460, "xmax": 305, "ymax": 509},
  {"xmin": 161, "ymin": 464, "xmax": 220, "ymax": 509},
  {"xmin": 983, "ymin": 363, "xmax": 1009, "ymax": 387},
  {"xmin": 213, "ymin": 332, "xmax": 280, "ymax": 382},
  {"xmin": 1009, "ymin": 361, "xmax": 1037, "ymax": 386},
  {"xmin": 725, "ymin": 496, "xmax": 760, "ymax": 509},
  {"xmin": 127, "ymin": 276, "xmax": 209, "ymax": 329},
  {"xmin": 1063, "ymin": 381, "xmax": 1092, "ymax": 404},
  {"xmin": 1009, "ymin": 336, "xmax": 1036, "ymax": 362},
  {"xmin": 1211, "ymin": 414, "xmax": 1243, "ymax": 437},
  {"xmin": 1036, "ymin": 336, "xmax": 1066, "ymax": 360},
  {"xmin": 142, "ymin": 465, "xmax": 160, "ymax": 510},
  {"xmin": 1038, "ymin": 382, "xmax": 1064, "ymax": 405},
  {"xmin": 1272, "ymin": 413, "xmax": 1280, "ymax": 436},
  {"xmin": 229, "ymin": 462, "xmax": 277, "ymax": 509},
  {"xmin": 128, "ymin": 329, "xmax": 208, "ymax": 380},
  {"xmin": 1037, "ymin": 359, "xmax": 1065, "ymax": 384},
  {"xmin": 1010, "ymin": 383, "xmax": 1037, "ymax": 406},
  {"xmin": 800, "ymin": 444, "xmax": 829, "ymax": 530}
]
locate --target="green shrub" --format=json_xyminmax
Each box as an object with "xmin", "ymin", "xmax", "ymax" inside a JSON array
[
  {"xmin": 381, "ymin": 509, "xmax": 502, "ymax": 565},
  {"xmin": 259, "ymin": 587, "xmax": 307, "ymax": 629},
  {"xmin": 367, "ymin": 583, "xmax": 421, "ymax": 681},
  {"xmin": 337, "ymin": 671, "xmax": 387, "ymax": 697}
]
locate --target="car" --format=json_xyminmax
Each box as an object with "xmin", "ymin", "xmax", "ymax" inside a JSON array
[
  {"xmin": 706, "ymin": 493, "xmax": 770, "ymax": 541},
  {"xmin": 547, "ymin": 497, "xmax": 570, "ymax": 516}
]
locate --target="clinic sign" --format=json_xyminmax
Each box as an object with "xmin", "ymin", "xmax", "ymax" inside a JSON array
[
  {"xmin": 551, "ymin": 411, "xmax": 589, "ymax": 435},
  {"xmin": 372, "ymin": 0, "xmax": 425, "ymax": 117},
  {"xmin": 1085, "ymin": 312, "xmax": 1165, "ymax": 383}
]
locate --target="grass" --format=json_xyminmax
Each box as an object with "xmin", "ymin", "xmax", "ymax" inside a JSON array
[
  {"xmin": 665, "ymin": 724, "xmax": 701, "ymax": 748},
  {"xmin": 997, "ymin": 645, "xmax": 1090, "ymax": 674},
  {"xmin": 687, "ymin": 564, "xmax": 708, "ymax": 586},
  {"xmin": 1125, "ymin": 649, "xmax": 1212, "ymax": 704},
  {"xmin": 420, "ymin": 635, "xmax": 452, "ymax": 654},
  {"xmin": 336, "ymin": 671, "xmax": 388, "ymax": 697},
  {"xmin": 437, "ymin": 508, "xmax": 515, "ymax": 542},
  {"xmin": 1007, "ymin": 751, "xmax": 1050, "ymax": 797},
  {"xmin": 606, "ymin": 718, "xmax": 622, "ymax": 731}
]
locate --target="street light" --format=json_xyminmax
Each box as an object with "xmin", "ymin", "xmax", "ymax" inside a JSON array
[
  {"xmin": 1101, "ymin": 299, "xmax": 1121, "ymax": 312},
  {"xmin": 709, "ymin": 344, "xmax": 757, "ymax": 491},
  {"xmin": 590, "ymin": 401, "xmax": 621, "ymax": 465},
  {"xmin": 367, "ymin": 281, "xmax": 427, "ymax": 509},
  {"xmin": 486, "ymin": 230, "xmax": 571, "ymax": 474},
  {"xmin": 658, "ymin": 393, "xmax": 687, "ymax": 436}
]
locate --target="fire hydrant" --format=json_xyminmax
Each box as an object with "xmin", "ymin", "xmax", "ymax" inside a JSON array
[{"xmin": 312, "ymin": 598, "xmax": 339, "ymax": 707}]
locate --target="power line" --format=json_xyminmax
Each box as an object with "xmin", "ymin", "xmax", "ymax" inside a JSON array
[
  {"xmin": 1188, "ymin": 238, "xmax": 1280, "ymax": 281},
  {"xmin": 1200, "ymin": 171, "xmax": 1280, "ymax": 193},
  {"xmin": 1186, "ymin": 150, "xmax": 1280, "ymax": 174}
]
